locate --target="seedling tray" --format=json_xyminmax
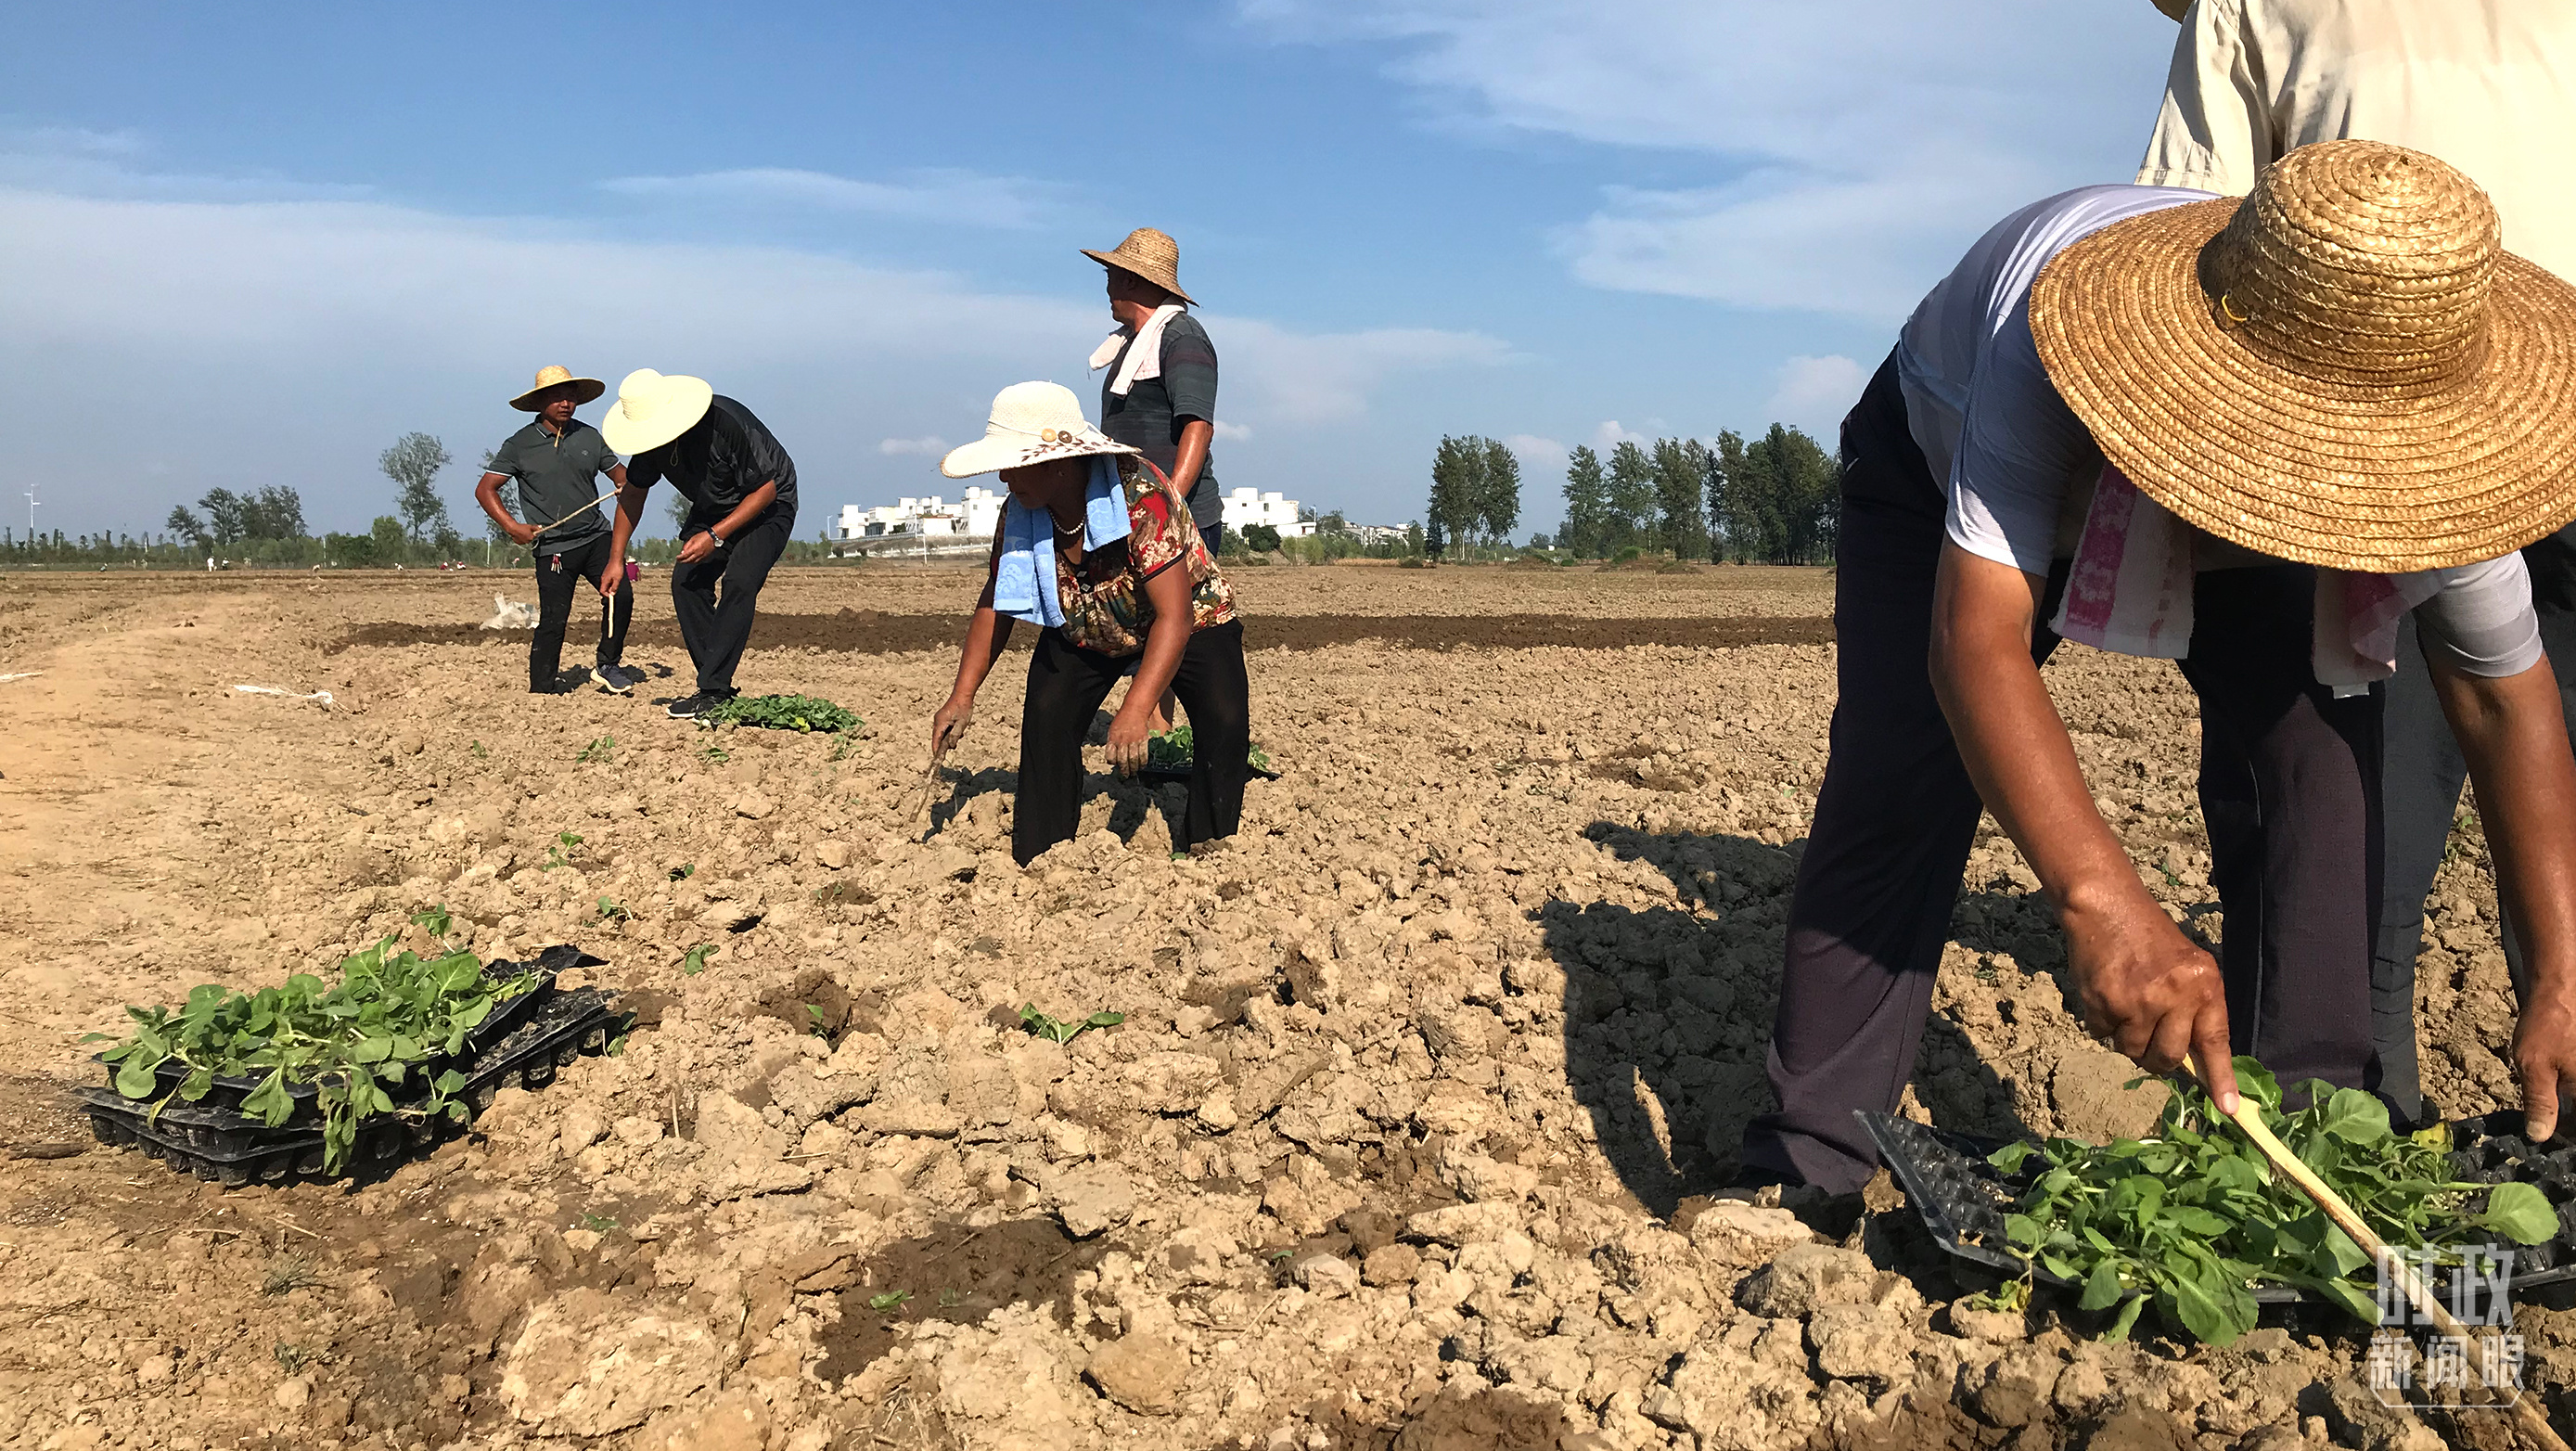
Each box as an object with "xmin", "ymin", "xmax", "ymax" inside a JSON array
[
  {"xmin": 1858, "ymin": 1111, "xmax": 2576, "ymax": 1308},
  {"xmin": 95, "ymin": 944, "xmax": 603, "ymax": 1123},
  {"xmin": 83, "ymin": 987, "xmax": 624, "ymax": 1186}
]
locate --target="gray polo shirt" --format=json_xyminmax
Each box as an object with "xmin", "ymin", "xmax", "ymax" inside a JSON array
[
  {"xmin": 1099, "ymin": 313, "xmax": 1221, "ymax": 527},
  {"xmin": 487, "ymin": 417, "xmax": 619, "ymax": 555}
]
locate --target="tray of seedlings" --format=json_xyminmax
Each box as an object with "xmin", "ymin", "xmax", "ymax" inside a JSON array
[
  {"xmin": 1862, "ymin": 1057, "xmax": 2568, "ymax": 1345},
  {"xmin": 81, "ymin": 935, "xmax": 622, "ymax": 1187},
  {"xmin": 1138, "ymin": 726, "xmax": 1277, "ymax": 783}
]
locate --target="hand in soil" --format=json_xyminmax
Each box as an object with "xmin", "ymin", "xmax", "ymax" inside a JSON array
[
  {"xmin": 1104, "ymin": 707, "xmax": 1152, "ymax": 777},
  {"xmin": 2514, "ymin": 987, "xmax": 2576, "ymax": 1140},
  {"xmin": 2062, "ymin": 885, "xmax": 2236, "ymax": 1112}
]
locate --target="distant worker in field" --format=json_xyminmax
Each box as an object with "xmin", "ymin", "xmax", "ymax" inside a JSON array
[
  {"xmin": 472, "ymin": 366, "xmax": 639, "ymax": 696},
  {"xmin": 928, "ymin": 381, "xmax": 1249, "ymax": 866},
  {"xmin": 2137, "ymin": 0, "xmax": 2576, "ymax": 1128},
  {"xmin": 1737, "ymin": 142, "xmax": 2576, "ymax": 1198},
  {"xmin": 596, "ymin": 370, "xmax": 800, "ymax": 720}
]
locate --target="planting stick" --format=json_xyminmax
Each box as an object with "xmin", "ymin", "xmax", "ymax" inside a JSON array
[
  {"xmin": 2193, "ymin": 1054, "xmax": 2570, "ymax": 1451},
  {"xmin": 910, "ymin": 743, "xmax": 951, "ymax": 835},
  {"xmin": 534, "ymin": 493, "xmax": 613, "ymax": 537}
]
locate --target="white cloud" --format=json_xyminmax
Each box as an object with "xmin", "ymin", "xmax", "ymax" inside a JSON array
[
  {"xmin": 1240, "ymin": 0, "xmax": 2172, "ymax": 319},
  {"xmin": 1213, "ymin": 420, "xmax": 1254, "ymax": 442},
  {"xmin": 1502, "ymin": 432, "xmax": 1565, "ymax": 465},
  {"xmin": 600, "ymin": 167, "xmax": 1063, "ymax": 230},
  {"xmin": 1591, "ymin": 419, "xmax": 1660, "ymax": 450},
  {"xmin": 1764, "ymin": 354, "xmax": 1869, "ymax": 434},
  {"xmin": 878, "ymin": 436, "xmax": 950, "ymax": 456}
]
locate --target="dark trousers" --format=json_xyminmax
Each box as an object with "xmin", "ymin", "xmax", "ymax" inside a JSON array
[
  {"xmin": 670, "ymin": 505, "xmax": 792, "ymax": 697},
  {"xmin": 1015, "ymin": 620, "xmax": 1250, "ymax": 867},
  {"xmin": 1739, "ymin": 352, "xmax": 2380, "ymax": 1192},
  {"xmin": 531, "ymin": 533, "xmax": 631, "ymax": 691},
  {"xmin": 2373, "ymin": 547, "xmax": 2576, "ymax": 1123}
]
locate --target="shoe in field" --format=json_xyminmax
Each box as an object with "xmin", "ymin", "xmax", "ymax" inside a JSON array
[
  {"xmin": 593, "ymin": 663, "xmax": 639, "ymax": 695},
  {"xmin": 666, "ymin": 691, "xmax": 722, "ymax": 719}
]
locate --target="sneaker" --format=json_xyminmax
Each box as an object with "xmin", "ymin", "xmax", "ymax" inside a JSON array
[
  {"xmin": 592, "ymin": 663, "xmax": 640, "ymax": 695},
  {"xmin": 666, "ymin": 691, "xmax": 727, "ymax": 719},
  {"xmin": 531, "ymin": 667, "xmax": 588, "ymax": 695}
]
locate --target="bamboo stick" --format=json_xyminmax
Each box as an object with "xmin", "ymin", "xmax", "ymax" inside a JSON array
[{"xmin": 2195, "ymin": 1055, "xmax": 2569, "ymax": 1451}]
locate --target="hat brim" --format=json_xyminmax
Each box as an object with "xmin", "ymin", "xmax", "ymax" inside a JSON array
[
  {"xmin": 597, "ymin": 375, "xmax": 714, "ymax": 455},
  {"xmin": 2151, "ymin": 0, "xmax": 2190, "ymax": 20},
  {"xmin": 1083, "ymin": 248, "xmax": 1197, "ymax": 306},
  {"xmin": 2031, "ymin": 199, "xmax": 2576, "ymax": 571},
  {"xmin": 940, "ymin": 427, "xmax": 1138, "ymax": 480},
  {"xmin": 510, "ymin": 376, "xmax": 607, "ymax": 411}
]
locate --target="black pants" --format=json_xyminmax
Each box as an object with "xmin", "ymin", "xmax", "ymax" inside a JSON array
[
  {"xmin": 531, "ymin": 533, "xmax": 631, "ymax": 691},
  {"xmin": 2373, "ymin": 545, "xmax": 2576, "ymax": 1123},
  {"xmin": 1739, "ymin": 352, "xmax": 2379, "ymax": 1192},
  {"xmin": 670, "ymin": 505, "xmax": 792, "ymax": 697},
  {"xmin": 1015, "ymin": 620, "xmax": 1250, "ymax": 866}
]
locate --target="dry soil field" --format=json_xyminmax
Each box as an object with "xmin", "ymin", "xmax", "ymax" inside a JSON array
[{"xmin": 0, "ymin": 562, "xmax": 2549, "ymax": 1451}]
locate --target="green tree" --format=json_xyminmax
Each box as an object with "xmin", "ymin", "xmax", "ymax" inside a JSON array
[
  {"xmin": 1762, "ymin": 423, "xmax": 1840, "ymax": 564},
  {"xmin": 197, "ymin": 488, "xmax": 248, "ymax": 546},
  {"xmin": 165, "ymin": 506, "xmax": 210, "ymax": 553},
  {"xmin": 1710, "ymin": 429, "xmax": 1765, "ymax": 562},
  {"xmin": 1652, "ymin": 438, "xmax": 1710, "ymax": 561},
  {"xmin": 369, "ymin": 514, "xmax": 410, "ymax": 563},
  {"xmin": 1428, "ymin": 435, "xmax": 1481, "ymax": 556},
  {"xmin": 379, "ymin": 432, "xmax": 454, "ymax": 545},
  {"xmin": 246, "ymin": 485, "xmax": 307, "ymax": 540},
  {"xmin": 1479, "ymin": 438, "xmax": 1521, "ymax": 549},
  {"xmin": 1606, "ymin": 440, "xmax": 1656, "ymax": 554},
  {"xmin": 1405, "ymin": 520, "xmax": 1424, "ymax": 557},
  {"xmin": 1559, "ymin": 445, "xmax": 1607, "ymax": 558}
]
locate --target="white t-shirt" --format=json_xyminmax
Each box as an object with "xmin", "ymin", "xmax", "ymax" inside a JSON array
[
  {"xmin": 2139, "ymin": 0, "xmax": 2576, "ymax": 285},
  {"xmin": 1893, "ymin": 183, "xmax": 2541, "ymax": 678}
]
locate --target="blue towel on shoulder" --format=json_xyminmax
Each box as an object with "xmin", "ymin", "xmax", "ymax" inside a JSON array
[{"xmin": 993, "ymin": 456, "xmax": 1131, "ymax": 628}]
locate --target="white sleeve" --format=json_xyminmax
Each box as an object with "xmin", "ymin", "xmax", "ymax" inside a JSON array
[
  {"xmin": 1944, "ymin": 306, "xmax": 2102, "ymax": 576},
  {"xmin": 2135, "ymin": 0, "xmax": 2268, "ymax": 195},
  {"xmin": 2416, "ymin": 553, "xmax": 2544, "ymax": 678}
]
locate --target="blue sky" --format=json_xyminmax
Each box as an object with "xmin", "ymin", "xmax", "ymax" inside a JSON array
[{"xmin": 0, "ymin": 1, "xmax": 2180, "ymax": 541}]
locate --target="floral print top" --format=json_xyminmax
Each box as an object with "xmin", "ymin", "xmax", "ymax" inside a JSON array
[{"xmin": 1053, "ymin": 456, "xmax": 1236, "ymax": 657}]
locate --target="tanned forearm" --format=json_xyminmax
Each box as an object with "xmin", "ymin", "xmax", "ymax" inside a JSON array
[
  {"xmin": 2429, "ymin": 651, "xmax": 2576, "ymax": 1135},
  {"xmin": 1169, "ymin": 420, "xmax": 1212, "ymax": 500}
]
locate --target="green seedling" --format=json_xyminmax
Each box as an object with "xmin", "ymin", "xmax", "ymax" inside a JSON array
[
  {"xmin": 88, "ymin": 936, "xmax": 535, "ymax": 1175},
  {"xmin": 468, "ymin": 740, "xmax": 490, "ymax": 760},
  {"xmin": 1990, "ymin": 1055, "xmax": 2556, "ymax": 1348},
  {"xmin": 541, "ymin": 830, "xmax": 583, "ymax": 871},
  {"xmin": 680, "ymin": 944, "xmax": 716, "ymax": 976},
  {"xmin": 830, "ymin": 727, "xmax": 863, "ymax": 762},
  {"xmin": 698, "ymin": 743, "xmax": 730, "ymax": 766},
  {"xmin": 575, "ymin": 734, "xmax": 615, "ymax": 764},
  {"xmin": 699, "ymin": 692, "xmax": 862, "ymax": 735},
  {"xmin": 867, "ymin": 1290, "xmax": 912, "ymax": 1313},
  {"xmin": 410, "ymin": 904, "xmax": 454, "ymax": 939},
  {"xmin": 596, "ymin": 897, "xmax": 632, "ymax": 922},
  {"xmin": 1142, "ymin": 725, "xmax": 1272, "ymax": 774},
  {"xmin": 579, "ymin": 1213, "xmax": 620, "ymax": 1234},
  {"xmin": 262, "ymin": 1252, "xmax": 323, "ymax": 1297},
  {"xmin": 1019, "ymin": 1004, "xmax": 1125, "ymax": 1047},
  {"xmin": 670, "ymin": 863, "xmax": 697, "ymax": 880},
  {"xmin": 804, "ymin": 1004, "xmax": 829, "ymax": 1037},
  {"xmin": 273, "ymin": 1342, "xmax": 312, "ymax": 1375}
]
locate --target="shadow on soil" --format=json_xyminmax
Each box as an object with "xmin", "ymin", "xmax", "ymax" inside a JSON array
[{"xmin": 1546, "ymin": 822, "xmax": 2050, "ymax": 1218}]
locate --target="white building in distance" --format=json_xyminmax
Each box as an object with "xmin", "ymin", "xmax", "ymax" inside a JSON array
[
  {"xmin": 1219, "ymin": 487, "xmax": 1314, "ymax": 538},
  {"xmin": 1348, "ymin": 523, "xmax": 1410, "ymax": 546},
  {"xmin": 833, "ymin": 489, "xmax": 1005, "ymax": 549}
]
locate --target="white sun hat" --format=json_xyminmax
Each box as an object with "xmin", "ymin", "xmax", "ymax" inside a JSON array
[
  {"xmin": 598, "ymin": 368, "xmax": 715, "ymax": 455},
  {"xmin": 939, "ymin": 381, "xmax": 1140, "ymax": 479}
]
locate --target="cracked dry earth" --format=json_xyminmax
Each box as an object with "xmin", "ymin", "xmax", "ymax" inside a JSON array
[{"xmin": 0, "ymin": 563, "xmax": 2559, "ymax": 1451}]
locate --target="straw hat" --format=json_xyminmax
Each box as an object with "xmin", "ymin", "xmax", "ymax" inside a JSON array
[
  {"xmin": 2150, "ymin": 0, "xmax": 2189, "ymax": 19},
  {"xmin": 2031, "ymin": 140, "xmax": 2576, "ymax": 571},
  {"xmin": 1082, "ymin": 227, "xmax": 1197, "ymax": 305},
  {"xmin": 509, "ymin": 364, "xmax": 605, "ymax": 411},
  {"xmin": 940, "ymin": 381, "xmax": 1139, "ymax": 479},
  {"xmin": 597, "ymin": 368, "xmax": 715, "ymax": 456}
]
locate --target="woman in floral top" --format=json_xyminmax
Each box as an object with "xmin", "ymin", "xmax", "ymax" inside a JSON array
[{"xmin": 931, "ymin": 382, "xmax": 1250, "ymax": 865}]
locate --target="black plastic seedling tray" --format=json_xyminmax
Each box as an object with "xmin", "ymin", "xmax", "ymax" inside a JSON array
[
  {"xmin": 1858, "ymin": 1110, "xmax": 2576, "ymax": 1309},
  {"xmin": 93, "ymin": 944, "xmax": 604, "ymax": 1124},
  {"xmin": 83, "ymin": 987, "xmax": 625, "ymax": 1187}
]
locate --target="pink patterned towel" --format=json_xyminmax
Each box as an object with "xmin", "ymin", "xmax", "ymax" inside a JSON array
[{"xmin": 2048, "ymin": 464, "xmax": 2439, "ymax": 694}]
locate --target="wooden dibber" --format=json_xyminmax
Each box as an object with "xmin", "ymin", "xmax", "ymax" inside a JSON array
[{"xmin": 2193, "ymin": 1055, "xmax": 2571, "ymax": 1451}]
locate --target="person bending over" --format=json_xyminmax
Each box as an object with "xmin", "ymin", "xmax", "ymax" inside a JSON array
[
  {"xmin": 473, "ymin": 365, "xmax": 638, "ymax": 694},
  {"xmin": 597, "ymin": 369, "xmax": 798, "ymax": 719},
  {"xmin": 1737, "ymin": 142, "xmax": 2576, "ymax": 1197},
  {"xmin": 929, "ymin": 381, "xmax": 1249, "ymax": 866}
]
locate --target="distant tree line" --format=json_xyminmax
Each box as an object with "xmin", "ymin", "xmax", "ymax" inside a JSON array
[
  {"xmin": 1425, "ymin": 436, "xmax": 1522, "ymax": 558},
  {"xmin": 1554, "ymin": 425, "xmax": 1838, "ymax": 564}
]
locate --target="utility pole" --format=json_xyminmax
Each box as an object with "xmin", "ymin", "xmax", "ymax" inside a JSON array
[{"xmin": 24, "ymin": 482, "xmax": 36, "ymax": 539}]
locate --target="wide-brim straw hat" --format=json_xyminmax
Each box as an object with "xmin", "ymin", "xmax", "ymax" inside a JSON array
[
  {"xmin": 2150, "ymin": 0, "xmax": 2189, "ymax": 19},
  {"xmin": 598, "ymin": 368, "xmax": 715, "ymax": 456},
  {"xmin": 940, "ymin": 381, "xmax": 1140, "ymax": 479},
  {"xmin": 510, "ymin": 364, "xmax": 606, "ymax": 411},
  {"xmin": 1082, "ymin": 226, "xmax": 1197, "ymax": 305},
  {"xmin": 2031, "ymin": 140, "xmax": 2576, "ymax": 571}
]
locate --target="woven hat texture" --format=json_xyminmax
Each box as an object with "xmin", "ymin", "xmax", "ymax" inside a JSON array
[
  {"xmin": 597, "ymin": 369, "xmax": 715, "ymax": 456},
  {"xmin": 2031, "ymin": 139, "xmax": 2576, "ymax": 571},
  {"xmin": 1083, "ymin": 227, "xmax": 1197, "ymax": 305},
  {"xmin": 510, "ymin": 365, "xmax": 606, "ymax": 412},
  {"xmin": 941, "ymin": 381, "xmax": 1141, "ymax": 479}
]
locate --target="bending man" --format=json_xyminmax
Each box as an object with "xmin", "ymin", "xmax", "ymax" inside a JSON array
[
  {"xmin": 1738, "ymin": 142, "xmax": 2576, "ymax": 1195},
  {"xmin": 598, "ymin": 370, "xmax": 799, "ymax": 719}
]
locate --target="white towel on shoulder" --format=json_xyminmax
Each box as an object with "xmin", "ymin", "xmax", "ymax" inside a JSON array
[{"xmin": 1089, "ymin": 303, "xmax": 1186, "ymax": 398}]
